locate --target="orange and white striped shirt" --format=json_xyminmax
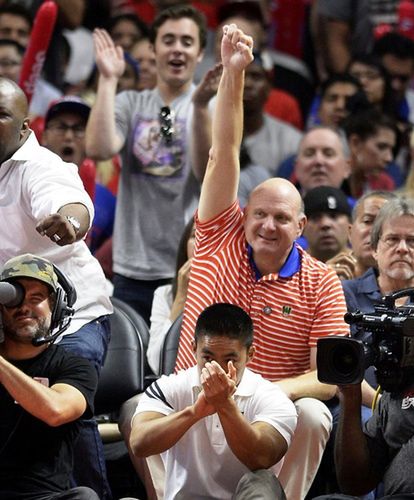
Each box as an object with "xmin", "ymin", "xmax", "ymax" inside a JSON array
[{"xmin": 175, "ymin": 202, "xmax": 349, "ymax": 381}]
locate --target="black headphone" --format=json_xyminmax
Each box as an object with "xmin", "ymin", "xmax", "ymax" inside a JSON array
[{"xmin": 31, "ymin": 265, "xmax": 77, "ymax": 346}]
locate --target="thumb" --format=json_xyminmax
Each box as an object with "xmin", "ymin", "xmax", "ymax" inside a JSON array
[{"xmin": 227, "ymin": 361, "xmax": 237, "ymax": 382}]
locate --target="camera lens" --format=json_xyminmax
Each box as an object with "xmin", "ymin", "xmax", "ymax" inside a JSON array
[{"xmin": 332, "ymin": 344, "xmax": 358, "ymax": 377}]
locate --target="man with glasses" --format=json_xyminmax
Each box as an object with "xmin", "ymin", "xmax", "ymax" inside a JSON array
[
  {"xmin": 343, "ymin": 196, "xmax": 414, "ymax": 387},
  {"xmin": 42, "ymin": 96, "xmax": 90, "ymax": 170},
  {"xmin": 86, "ymin": 5, "xmax": 212, "ymax": 325}
]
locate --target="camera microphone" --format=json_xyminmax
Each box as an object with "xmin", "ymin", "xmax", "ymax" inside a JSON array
[{"xmin": 0, "ymin": 282, "xmax": 25, "ymax": 307}]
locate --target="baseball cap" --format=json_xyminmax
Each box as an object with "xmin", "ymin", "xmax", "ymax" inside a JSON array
[
  {"xmin": 303, "ymin": 186, "xmax": 351, "ymax": 218},
  {"xmin": 0, "ymin": 254, "xmax": 58, "ymax": 292},
  {"xmin": 45, "ymin": 96, "xmax": 90, "ymax": 125}
]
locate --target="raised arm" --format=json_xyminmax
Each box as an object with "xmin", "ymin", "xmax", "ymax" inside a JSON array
[
  {"xmin": 0, "ymin": 355, "xmax": 88, "ymax": 427},
  {"xmin": 197, "ymin": 24, "xmax": 253, "ymax": 222},
  {"xmin": 85, "ymin": 28, "xmax": 125, "ymax": 160}
]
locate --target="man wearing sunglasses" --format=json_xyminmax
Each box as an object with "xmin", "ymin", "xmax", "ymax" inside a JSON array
[{"xmin": 86, "ymin": 5, "xmax": 211, "ymax": 325}]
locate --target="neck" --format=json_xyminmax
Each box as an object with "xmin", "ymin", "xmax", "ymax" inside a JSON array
[
  {"xmin": 378, "ymin": 274, "xmax": 414, "ymax": 297},
  {"xmin": 253, "ymin": 249, "xmax": 291, "ymax": 277},
  {"xmin": 0, "ymin": 339, "xmax": 48, "ymax": 361},
  {"xmin": 157, "ymin": 79, "xmax": 192, "ymax": 104}
]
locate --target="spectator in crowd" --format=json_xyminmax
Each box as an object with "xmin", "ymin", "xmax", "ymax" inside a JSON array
[
  {"xmin": 0, "ymin": 3, "xmax": 32, "ymax": 47},
  {"xmin": 303, "ymin": 186, "xmax": 352, "ymax": 264},
  {"xmin": 348, "ymin": 53, "xmax": 400, "ymax": 120},
  {"xmin": 173, "ymin": 23, "xmax": 349, "ymax": 500},
  {"xmin": 373, "ymin": 32, "xmax": 414, "ymax": 124},
  {"xmin": 147, "ymin": 219, "xmax": 195, "ymax": 375},
  {"xmin": 343, "ymin": 108, "xmax": 398, "ymax": 198},
  {"xmin": 0, "ymin": 77, "xmax": 113, "ymax": 499},
  {"xmin": 327, "ymin": 191, "xmax": 397, "ymax": 281},
  {"xmin": 131, "ymin": 303, "xmax": 297, "ymax": 500},
  {"xmin": 308, "ymin": 73, "xmax": 364, "ymax": 130},
  {"xmin": 342, "ymin": 197, "xmax": 414, "ymax": 388},
  {"xmin": 86, "ymin": 5, "xmax": 212, "ymax": 324},
  {"xmin": 130, "ymin": 36, "xmax": 157, "ymax": 90},
  {"xmin": 0, "ymin": 253, "xmax": 99, "ymax": 500},
  {"xmin": 41, "ymin": 96, "xmax": 116, "ymax": 259},
  {"xmin": 106, "ymin": 12, "xmax": 149, "ymax": 52},
  {"xmin": 292, "ymin": 126, "xmax": 351, "ymax": 195},
  {"xmin": 0, "ymin": 3, "xmax": 63, "ymax": 118},
  {"xmin": 241, "ymin": 52, "xmax": 303, "ymax": 176},
  {"xmin": 0, "ymin": 38, "xmax": 24, "ymax": 82}
]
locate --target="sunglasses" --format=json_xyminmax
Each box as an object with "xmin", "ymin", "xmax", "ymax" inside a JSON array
[{"xmin": 159, "ymin": 106, "xmax": 175, "ymax": 144}]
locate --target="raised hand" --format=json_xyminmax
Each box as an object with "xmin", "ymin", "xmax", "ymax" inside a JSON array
[
  {"xmin": 220, "ymin": 24, "xmax": 254, "ymax": 72},
  {"xmin": 192, "ymin": 63, "xmax": 222, "ymax": 107},
  {"xmin": 200, "ymin": 360, "xmax": 237, "ymax": 408},
  {"xmin": 93, "ymin": 28, "xmax": 125, "ymax": 80},
  {"xmin": 326, "ymin": 250, "xmax": 358, "ymax": 281}
]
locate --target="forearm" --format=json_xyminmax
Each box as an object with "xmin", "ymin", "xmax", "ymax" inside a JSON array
[
  {"xmin": 58, "ymin": 203, "xmax": 91, "ymax": 240},
  {"xmin": 0, "ymin": 356, "xmax": 81, "ymax": 426},
  {"xmin": 190, "ymin": 103, "xmax": 211, "ymax": 182},
  {"xmin": 276, "ymin": 370, "xmax": 337, "ymax": 401},
  {"xmin": 130, "ymin": 407, "xmax": 202, "ymax": 457},
  {"xmin": 198, "ymin": 67, "xmax": 243, "ymax": 220},
  {"xmin": 336, "ymin": 387, "xmax": 376, "ymax": 494},
  {"xmin": 85, "ymin": 75, "xmax": 122, "ymax": 160},
  {"xmin": 217, "ymin": 400, "xmax": 285, "ymax": 470}
]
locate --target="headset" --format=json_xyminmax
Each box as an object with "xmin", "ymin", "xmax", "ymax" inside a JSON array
[{"xmin": 32, "ymin": 264, "xmax": 77, "ymax": 346}]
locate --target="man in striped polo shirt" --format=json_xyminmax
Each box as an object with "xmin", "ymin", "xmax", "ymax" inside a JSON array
[{"xmin": 174, "ymin": 22, "xmax": 350, "ymax": 500}]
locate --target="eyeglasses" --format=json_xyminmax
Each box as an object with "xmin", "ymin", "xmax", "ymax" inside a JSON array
[
  {"xmin": 380, "ymin": 234, "xmax": 414, "ymax": 249},
  {"xmin": 46, "ymin": 122, "xmax": 86, "ymax": 138},
  {"xmin": 159, "ymin": 106, "xmax": 175, "ymax": 144}
]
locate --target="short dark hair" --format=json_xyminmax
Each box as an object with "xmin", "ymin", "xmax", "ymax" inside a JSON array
[
  {"xmin": 106, "ymin": 12, "xmax": 149, "ymax": 38},
  {"xmin": 351, "ymin": 190, "xmax": 398, "ymax": 223},
  {"xmin": 194, "ymin": 303, "xmax": 254, "ymax": 348},
  {"xmin": 0, "ymin": 3, "xmax": 33, "ymax": 29},
  {"xmin": 374, "ymin": 32, "xmax": 414, "ymax": 62},
  {"xmin": 150, "ymin": 4, "xmax": 207, "ymax": 50},
  {"xmin": 320, "ymin": 73, "xmax": 362, "ymax": 99},
  {"xmin": 371, "ymin": 197, "xmax": 414, "ymax": 249},
  {"xmin": 343, "ymin": 108, "xmax": 399, "ymax": 155}
]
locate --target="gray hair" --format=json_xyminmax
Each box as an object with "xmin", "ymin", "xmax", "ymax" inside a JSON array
[
  {"xmin": 371, "ymin": 196, "xmax": 414, "ymax": 249},
  {"xmin": 351, "ymin": 190, "xmax": 398, "ymax": 222}
]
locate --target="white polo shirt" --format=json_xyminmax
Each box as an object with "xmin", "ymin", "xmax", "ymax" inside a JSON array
[{"xmin": 135, "ymin": 366, "xmax": 297, "ymax": 500}]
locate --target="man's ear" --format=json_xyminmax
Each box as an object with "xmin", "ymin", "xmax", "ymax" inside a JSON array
[
  {"xmin": 297, "ymin": 215, "xmax": 307, "ymax": 238},
  {"xmin": 20, "ymin": 117, "xmax": 30, "ymax": 139},
  {"xmin": 247, "ymin": 345, "xmax": 255, "ymax": 363},
  {"xmin": 191, "ymin": 339, "xmax": 197, "ymax": 354}
]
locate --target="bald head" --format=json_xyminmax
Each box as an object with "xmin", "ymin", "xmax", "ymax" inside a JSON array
[
  {"xmin": 0, "ymin": 77, "xmax": 29, "ymax": 163},
  {"xmin": 244, "ymin": 177, "xmax": 306, "ymax": 274},
  {"xmin": 249, "ymin": 177, "xmax": 304, "ymax": 216},
  {"xmin": 0, "ymin": 77, "xmax": 28, "ymax": 116}
]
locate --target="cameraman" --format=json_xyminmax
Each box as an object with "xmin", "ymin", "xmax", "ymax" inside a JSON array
[
  {"xmin": 0, "ymin": 253, "xmax": 99, "ymax": 500},
  {"xmin": 343, "ymin": 196, "xmax": 414, "ymax": 388}
]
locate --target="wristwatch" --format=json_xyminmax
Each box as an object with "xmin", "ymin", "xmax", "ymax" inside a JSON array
[{"xmin": 65, "ymin": 215, "xmax": 81, "ymax": 234}]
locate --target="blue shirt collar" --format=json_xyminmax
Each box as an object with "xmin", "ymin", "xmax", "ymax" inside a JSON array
[{"xmin": 247, "ymin": 243, "xmax": 301, "ymax": 280}]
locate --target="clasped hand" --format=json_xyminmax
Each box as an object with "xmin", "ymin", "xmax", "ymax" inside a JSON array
[{"xmin": 194, "ymin": 361, "xmax": 237, "ymax": 418}]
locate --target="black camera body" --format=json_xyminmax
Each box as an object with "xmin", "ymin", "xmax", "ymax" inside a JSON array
[{"xmin": 317, "ymin": 288, "xmax": 414, "ymax": 392}]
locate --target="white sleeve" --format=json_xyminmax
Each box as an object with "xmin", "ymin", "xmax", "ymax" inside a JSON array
[{"xmin": 147, "ymin": 285, "xmax": 173, "ymax": 374}]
